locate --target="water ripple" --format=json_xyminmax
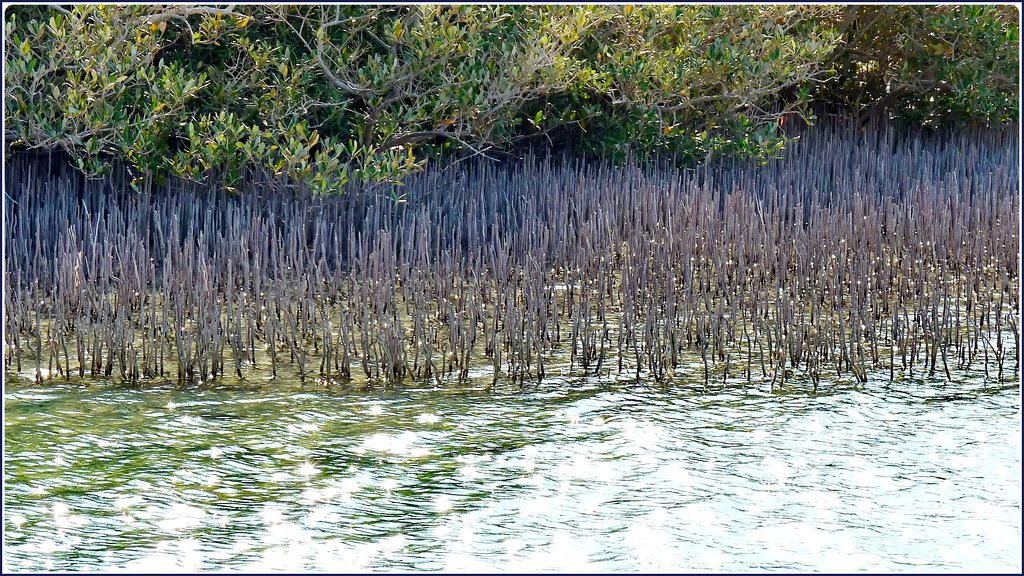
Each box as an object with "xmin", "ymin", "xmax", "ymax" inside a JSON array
[{"xmin": 4, "ymin": 375, "xmax": 1020, "ymax": 571}]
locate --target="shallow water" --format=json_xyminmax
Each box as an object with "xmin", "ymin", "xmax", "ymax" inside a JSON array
[{"xmin": 3, "ymin": 367, "xmax": 1020, "ymax": 572}]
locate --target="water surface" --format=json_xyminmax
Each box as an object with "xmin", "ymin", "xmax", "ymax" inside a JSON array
[{"xmin": 3, "ymin": 369, "xmax": 1020, "ymax": 572}]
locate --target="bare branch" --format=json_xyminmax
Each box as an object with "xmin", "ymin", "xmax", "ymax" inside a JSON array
[
  {"xmin": 362, "ymin": 29, "xmax": 392, "ymax": 53},
  {"xmin": 146, "ymin": 6, "xmax": 243, "ymax": 26},
  {"xmin": 380, "ymin": 129, "xmax": 494, "ymax": 161},
  {"xmin": 859, "ymin": 80, "xmax": 954, "ymax": 124},
  {"xmin": 316, "ymin": 43, "xmax": 373, "ymax": 100},
  {"xmin": 655, "ymin": 93, "xmax": 738, "ymax": 114},
  {"xmin": 380, "ymin": 130, "xmax": 453, "ymax": 150}
]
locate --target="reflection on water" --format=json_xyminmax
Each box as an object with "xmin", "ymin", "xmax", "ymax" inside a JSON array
[{"xmin": 3, "ymin": 369, "xmax": 1020, "ymax": 572}]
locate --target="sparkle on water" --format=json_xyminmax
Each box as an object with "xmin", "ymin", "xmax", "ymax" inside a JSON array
[{"xmin": 3, "ymin": 366, "xmax": 1020, "ymax": 572}]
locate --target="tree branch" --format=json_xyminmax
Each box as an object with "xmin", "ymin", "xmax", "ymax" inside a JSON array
[
  {"xmin": 315, "ymin": 43, "xmax": 373, "ymax": 100},
  {"xmin": 361, "ymin": 29, "xmax": 392, "ymax": 53},
  {"xmin": 145, "ymin": 6, "xmax": 243, "ymax": 26},
  {"xmin": 380, "ymin": 130, "xmax": 453, "ymax": 150},
  {"xmin": 380, "ymin": 129, "xmax": 494, "ymax": 160},
  {"xmin": 859, "ymin": 80, "xmax": 954, "ymax": 124},
  {"xmin": 654, "ymin": 93, "xmax": 739, "ymax": 114}
]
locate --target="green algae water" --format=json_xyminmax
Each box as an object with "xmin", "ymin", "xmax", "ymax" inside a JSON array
[{"xmin": 4, "ymin": 368, "xmax": 1020, "ymax": 572}]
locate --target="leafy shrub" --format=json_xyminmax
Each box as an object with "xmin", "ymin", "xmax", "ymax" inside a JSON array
[{"xmin": 4, "ymin": 5, "xmax": 1017, "ymax": 192}]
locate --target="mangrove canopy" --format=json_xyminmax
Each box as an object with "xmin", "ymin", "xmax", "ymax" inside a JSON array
[{"xmin": 3, "ymin": 4, "xmax": 1019, "ymax": 193}]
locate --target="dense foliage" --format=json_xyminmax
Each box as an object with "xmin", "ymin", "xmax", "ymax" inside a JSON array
[
  {"xmin": 4, "ymin": 4, "xmax": 1019, "ymax": 193},
  {"xmin": 821, "ymin": 5, "xmax": 1019, "ymax": 126}
]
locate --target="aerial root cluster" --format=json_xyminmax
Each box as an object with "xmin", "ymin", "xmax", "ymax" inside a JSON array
[{"xmin": 4, "ymin": 118, "xmax": 1019, "ymax": 387}]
